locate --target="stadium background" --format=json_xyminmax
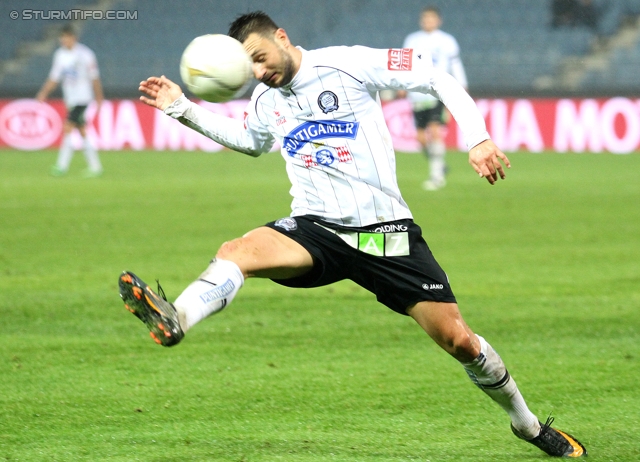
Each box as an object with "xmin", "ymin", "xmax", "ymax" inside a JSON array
[{"xmin": 1, "ymin": 0, "xmax": 640, "ymax": 153}]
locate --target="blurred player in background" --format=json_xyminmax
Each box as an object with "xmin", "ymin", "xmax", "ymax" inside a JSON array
[
  {"xmin": 37, "ymin": 24, "xmax": 103, "ymax": 177},
  {"xmin": 401, "ymin": 6, "xmax": 467, "ymax": 190}
]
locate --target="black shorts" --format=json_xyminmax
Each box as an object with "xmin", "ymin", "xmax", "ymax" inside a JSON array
[
  {"xmin": 67, "ymin": 105, "xmax": 88, "ymax": 126},
  {"xmin": 265, "ymin": 216, "xmax": 456, "ymax": 315},
  {"xmin": 413, "ymin": 101, "xmax": 446, "ymax": 128}
]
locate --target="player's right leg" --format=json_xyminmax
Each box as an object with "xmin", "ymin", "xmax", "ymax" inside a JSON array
[
  {"xmin": 51, "ymin": 119, "xmax": 75, "ymax": 176},
  {"xmin": 119, "ymin": 226, "xmax": 314, "ymax": 345},
  {"xmin": 423, "ymin": 120, "xmax": 446, "ymax": 191}
]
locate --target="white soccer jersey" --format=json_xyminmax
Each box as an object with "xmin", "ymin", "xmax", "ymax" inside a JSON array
[
  {"xmin": 402, "ymin": 29, "xmax": 467, "ymax": 110},
  {"xmin": 165, "ymin": 46, "xmax": 488, "ymax": 227},
  {"xmin": 48, "ymin": 43, "xmax": 99, "ymax": 107}
]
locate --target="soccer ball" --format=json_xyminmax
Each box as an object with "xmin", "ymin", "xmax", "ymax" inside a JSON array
[{"xmin": 179, "ymin": 34, "xmax": 253, "ymax": 102}]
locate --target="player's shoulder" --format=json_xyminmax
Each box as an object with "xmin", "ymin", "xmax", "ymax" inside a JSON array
[
  {"xmin": 436, "ymin": 30, "xmax": 460, "ymax": 47},
  {"xmin": 307, "ymin": 45, "xmax": 385, "ymax": 67},
  {"xmin": 249, "ymin": 83, "xmax": 276, "ymax": 114},
  {"xmin": 308, "ymin": 45, "xmax": 359, "ymax": 60},
  {"xmin": 251, "ymin": 83, "xmax": 272, "ymax": 100}
]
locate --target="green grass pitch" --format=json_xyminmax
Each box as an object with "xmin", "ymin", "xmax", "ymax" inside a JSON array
[{"xmin": 1, "ymin": 149, "xmax": 639, "ymax": 461}]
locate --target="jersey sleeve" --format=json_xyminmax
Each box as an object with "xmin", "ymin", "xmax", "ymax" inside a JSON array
[
  {"xmin": 343, "ymin": 46, "xmax": 435, "ymax": 93},
  {"xmin": 345, "ymin": 46, "xmax": 488, "ymax": 150},
  {"xmin": 164, "ymin": 94, "xmax": 275, "ymax": 157}
]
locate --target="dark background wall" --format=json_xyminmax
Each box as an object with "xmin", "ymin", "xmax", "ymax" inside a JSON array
[{"xmin": 1, "ymin": 0, "xmax": 639, "ymax": 98}]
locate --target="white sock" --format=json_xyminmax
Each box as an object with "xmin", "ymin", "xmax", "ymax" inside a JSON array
[
  {"xmin": 83, "ymin": 137, "xmax": 102, "ymax": 172},
  {"xmin": 461, "ymin": 335, "xmax": 540, "ymax": 439},
  {"xmin": 173, "ymin": 259, "xmax": 244, "ymax": 331},
  {"xmin": 56, "ymin": 134, "xmax": 74, "ymax": 170},
  {"xmin": 427, "ymin": 140, "xmax": 446, "ymax": 182}
]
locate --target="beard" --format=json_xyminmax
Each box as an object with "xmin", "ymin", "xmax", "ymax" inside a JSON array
[{"xmin": 263, "ymin": 47, "xmax": 296, "ymax": 88}]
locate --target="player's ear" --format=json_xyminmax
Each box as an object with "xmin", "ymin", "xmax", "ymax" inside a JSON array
[{"xmin": 274, "ymin": 28, "xmax": 290, "ymax": 48}]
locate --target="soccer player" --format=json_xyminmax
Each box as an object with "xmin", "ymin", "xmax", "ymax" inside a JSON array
[
  {"xmin": 401, "ymin": 6, "xmax": 468, "ymax": 190},
  {"xmin": 36, "ymin": 24, "xmax": 103, "ymax": 177},
  {"xmin": 121, "ymin": 11, "xmax": 586, "ymax": 458}
]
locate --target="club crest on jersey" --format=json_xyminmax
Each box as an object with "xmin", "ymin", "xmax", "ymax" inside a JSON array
[
  {"xmin": 318, "ymin": 91, "xmax": 339, "ymax": 113},
  {"xmin": 283, "ymin": 120, "xmax": 359, "ymax": 156},
  {"xmin": 274, "ymin": 217, "xmax": 298, "ymax": 231}
]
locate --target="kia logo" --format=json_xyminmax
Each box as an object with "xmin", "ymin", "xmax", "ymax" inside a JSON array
[{"xmin": 0, "ymin": 99, "xmax": 62, "ymax": 150}]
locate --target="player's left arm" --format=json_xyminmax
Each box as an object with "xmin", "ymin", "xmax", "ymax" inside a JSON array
[
  {"xmin": 350, "ymin": 46, "xmax": 508, "ymax": 184},
  {"xmin": 468, "ymin": 139, "xmax": 510, "ymax": 185},
  {"xmin": 87, "ymin": 50, "xmax": 103, "ymax": 110},
  {"xmin": 429, "ymin": 69, "xmax": 509, "ymax": 184}
]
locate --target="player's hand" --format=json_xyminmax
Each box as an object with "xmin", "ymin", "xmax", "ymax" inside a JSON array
[
  {"xmin": 468, "ymin": 139, "xmax": 511, "ymax": 185},
  {"xmin": 139, "ymin": 75, "xmax": 182, "ymax": 111}
]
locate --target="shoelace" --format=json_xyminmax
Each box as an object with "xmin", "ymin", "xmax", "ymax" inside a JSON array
[
  {"xmin": 155, "ymin": 279, "xmax": 168, "ymax": 301},
  {"xmin": 541, "ymin": 415, "xmax": 555, "ymax": 432},
  {"xmin": 538, "ymin": 414, "xmax": 572, "ymax": 453}
]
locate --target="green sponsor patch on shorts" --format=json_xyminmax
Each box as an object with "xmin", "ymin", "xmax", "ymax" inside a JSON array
[
  {"xmin": 359, "ymin": 233, "xmax": 384, "ymax": 256},
  {"xmin": 384, "ymin": 232, "xmax": 410, "ymax": 256},
  {"xmin": 315, "ymin": 223, "xmax": 410, "ymax": 257},
  {"xmin": 358, "ymin": 232, "xmax": 409, "ymax": 257}
]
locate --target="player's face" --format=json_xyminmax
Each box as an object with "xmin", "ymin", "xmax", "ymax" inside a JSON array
[
  {"xmin": 243, "ymin": 31, "xmax": 296, "ymax": 88},
  {"xmin": 59, "ymin": 33, "xmax": 76, "ymax": 49},
  {"xmin": 420, "ymin": 11, "xmax": 441, "ymax": 32}
]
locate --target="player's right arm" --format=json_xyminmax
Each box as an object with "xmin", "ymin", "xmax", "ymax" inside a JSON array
[
  {"xmin": 37, "ymin": 50, "xmax": 62, "ymax": 102},
  {"xmin": 36, "ymin": 79, "xmax": 58, "ymax": 102},
  {"xmin": 139, "ymin": 75, "xmax": 274, "ymax": 157}
]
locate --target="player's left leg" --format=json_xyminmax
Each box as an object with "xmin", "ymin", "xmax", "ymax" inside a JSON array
[{"xmin": 407, "ymin": 301, "xmax": 587, "ymax": 457}]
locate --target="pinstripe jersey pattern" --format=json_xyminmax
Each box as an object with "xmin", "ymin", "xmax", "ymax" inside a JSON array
[{"xmin": 166, "ymin": 45, "xmax": 490, "ymax": 227}]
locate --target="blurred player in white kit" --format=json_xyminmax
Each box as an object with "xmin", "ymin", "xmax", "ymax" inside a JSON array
[
  {"xmin": 37, "ymin": 24, "xmax": 103, "ymax": 177},
  {"xmin": 402, "ymin": 6, "xmax": 467, "ymax": 190}
]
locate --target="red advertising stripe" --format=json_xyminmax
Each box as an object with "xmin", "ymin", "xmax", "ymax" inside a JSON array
[{"xmin": 1, "ymin": 98, "xmax": 638, "ymax": 153}]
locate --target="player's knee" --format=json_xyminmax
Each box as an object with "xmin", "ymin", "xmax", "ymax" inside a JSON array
[
  {"xmin": 216, "ymin": 238, "xmax": 242, "ymax": 259},
  {"xmin": 443, "ymin": 330, "xmax": 478, "ymax": 362}
]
